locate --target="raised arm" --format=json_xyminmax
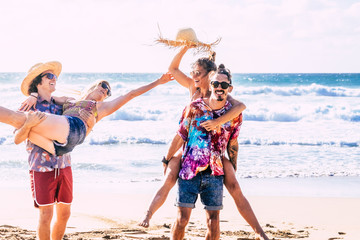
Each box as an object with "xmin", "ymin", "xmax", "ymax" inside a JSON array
[
  {"xmin": 96, "ymin": 74, "xmax": 173, "ymax": 121},
  {"xmin": 201, "ymin": 95, "xmax": 246, "ymax": 131},
  {"xmin": 168, "ymin": 46, "xmax": 194, "ymax": 90}
]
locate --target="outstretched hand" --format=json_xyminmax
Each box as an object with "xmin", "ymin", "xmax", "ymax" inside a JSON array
[
  {"xmin": 158, "ymin": 72, "xmax": 175, "ymax": 84},
  {"xmin": 25, "ymin": 111, "xmax": 47, "ymax": 128},
  {"xmin": 19, "ymin": 96, "xmax": 37, "ymax": 112}
]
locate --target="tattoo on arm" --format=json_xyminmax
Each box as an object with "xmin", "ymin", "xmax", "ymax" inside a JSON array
[{"xmin": 227, "ymin": 139, "xmax": 239, "ymax": 171}]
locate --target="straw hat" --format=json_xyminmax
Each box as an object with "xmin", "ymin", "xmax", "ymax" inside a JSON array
[
  {"xmin": 156, "ymin": 28, "xmax": 221, "ymax": 53},
  {"xmin": 21, "ymin": 61, "xmax": 62, "ymax": 96}
]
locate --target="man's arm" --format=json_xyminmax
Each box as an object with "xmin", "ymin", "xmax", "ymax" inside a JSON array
[
  {"xmin": 14, "ymin": 111, "xmax": 47, "ymax": 144},
  {"xmin": 227, "ymin": 138, "xmax": 239, "ymax": 171}
]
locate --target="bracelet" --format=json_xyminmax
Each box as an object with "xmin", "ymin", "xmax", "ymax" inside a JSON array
[
  {"xmin": 30, "ymin": 95, "xmax": 38, "ymax": 99},
  {"xmin": 161, "ymin": 156, "xmax": 170, "ymax": 165}
]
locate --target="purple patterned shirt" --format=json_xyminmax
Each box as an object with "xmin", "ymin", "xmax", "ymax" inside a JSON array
[
  {"xmin": 25, "ymin": 96, "xmax": 71, "ymax": 172},
  {"xmin": 177, "ymin": 98, "xmax": 242, "ymax": 180}
]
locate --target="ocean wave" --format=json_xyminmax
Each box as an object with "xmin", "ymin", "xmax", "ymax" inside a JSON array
[
  {"xmin": 236, "ymin": 171, "xmax": 360, "ymax": 179},
  {"xmin": 238, "ymin": 138, "xmax": 359, "ymax": 147},
  {"xmin": 234, "ymin": 84, "xmax": 360, "ymax": 97},
  {"xmin": 89, "ymin": 136, "xmax": 167, "ymax": 145}
]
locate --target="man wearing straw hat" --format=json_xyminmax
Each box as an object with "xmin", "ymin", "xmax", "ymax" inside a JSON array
[{"xmin": 19, "ymin": 61, "xmax": 85, "ymax": 240}]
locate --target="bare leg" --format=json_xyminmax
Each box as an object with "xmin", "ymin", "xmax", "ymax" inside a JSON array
[
  {"xmin": 223, "ymin": 159, "xmax": 269, "ymax": 240},
  {"xmin": 51, "ymin": 203, "xmax": 71, "ymax": 240},
  {"xmin": 205, "ymin": 210, "xmax": 220, "ymax": 240},
  {"xmin": 37, "ymin": 205, "xmax": 54, "ymax": 240},
  {"xmin": 0, "ymin": 106, "xmax": 69, "ymax": 143},
  {"xmin": 0, "ymin": 106, "xmax": 26, "ymax": 129},
  {"xmin": 171, "ymin": 207, "xmax": 192, "ymax": 240},
  {"xmin": 29, "ymin": 131, "xmax": 56, "ymax": 156},
  {"xmin": 139, "ymin": 153, "xmax": 181, "ymax": 227}
]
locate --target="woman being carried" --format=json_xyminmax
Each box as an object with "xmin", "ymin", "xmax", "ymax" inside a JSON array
[{"xmin": 0, "ymin": 61, "xmax": 172, "ymax": 156}]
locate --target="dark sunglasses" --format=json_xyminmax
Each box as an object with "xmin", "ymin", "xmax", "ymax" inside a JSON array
[
  {"xmin": 41, "ymin": 73, "xmax": 57, "ymax": 80},
  {"xmin": 100, "ymin": 82, "xmax": 111, "ymax": 96},
  {"xmin": 211, "ymin": 81, "xmax": 231, "ymax": 89}
]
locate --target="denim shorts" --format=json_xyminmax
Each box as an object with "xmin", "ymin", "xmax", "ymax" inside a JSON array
[
  {"xmin": 53, "ymin": 116, "xmax": 86, "ymax": 156},
  {"xmin": 176, "ymin": 168, "xmax": 224, "ymax": 210}
]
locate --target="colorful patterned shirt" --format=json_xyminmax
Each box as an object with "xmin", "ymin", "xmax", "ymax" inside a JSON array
[
  {"xmin": 177, "ymin": 98, "xmax": 242, "ymax": 180},
  {"xmin": 26, "ymin": 96, "xmax": 71, "ymax": 172}
]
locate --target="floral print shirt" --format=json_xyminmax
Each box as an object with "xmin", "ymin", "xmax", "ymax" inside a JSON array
[
  {"xmin": 177, "ymin": 98, "xmax": 242, "ymax": 180},
  {"xmin": 26, "ymin": 96, "xmax": 71, "ymax": 172}
]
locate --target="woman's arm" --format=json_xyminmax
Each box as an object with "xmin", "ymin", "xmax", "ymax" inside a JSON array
[
  {"xmin": 200, "ymin": 95, "xmax": 246, "ymax": 131},
  {"xmin": 96, "ymin": 74, "xmax": 173, "ymax": 121},
  {"xmin": 168, "ymin": 46, "xmax": 194, "ymax": 90}
]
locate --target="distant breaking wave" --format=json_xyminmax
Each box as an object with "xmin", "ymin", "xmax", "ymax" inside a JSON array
[
  {"xmin": 86, "ymin": 136, "xmax": 358, "ymax": 148},
  {"xmin": 233, "ymin": 84, "xmax": 360, "ymax": 97},
  {"xmin": 89, "ymin": 136, "xmax": 167, "ymax": 145}
]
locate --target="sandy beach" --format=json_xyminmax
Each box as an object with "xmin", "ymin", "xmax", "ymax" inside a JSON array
[{"xmin": 1, "ymin": 181, "xmax": 359, "ymax": 240}]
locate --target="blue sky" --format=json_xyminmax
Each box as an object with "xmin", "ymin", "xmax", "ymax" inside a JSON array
[{"xmin": 0, "ymin": 0, "xmax": 359, "ymax": 73}]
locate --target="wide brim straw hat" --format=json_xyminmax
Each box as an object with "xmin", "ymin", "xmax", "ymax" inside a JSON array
[
  {"xmin": 156, "ymin": 27, "xmax": 221, "ymax": 53},
  {"xmin": 21, "ymin": 61, "xmax": 62, "ymax": 96}
]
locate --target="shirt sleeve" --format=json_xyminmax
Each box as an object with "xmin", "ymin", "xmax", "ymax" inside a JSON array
[
  {"xmin": 177, "ymin": 104, "xmax": 193, "ymax": 142},
  {"xmin": 229, "ymin": 113, "xmax": 243, "ymax": 140}
]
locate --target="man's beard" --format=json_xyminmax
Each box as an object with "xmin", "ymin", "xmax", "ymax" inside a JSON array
[{"xmin": 216, "ymin": 96, "xmax": 224, "ymax": 101}]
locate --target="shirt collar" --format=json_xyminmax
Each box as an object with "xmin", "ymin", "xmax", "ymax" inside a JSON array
[{"xmin": 37, "ymin": 95, "xmax": 55, "ymax": 104}]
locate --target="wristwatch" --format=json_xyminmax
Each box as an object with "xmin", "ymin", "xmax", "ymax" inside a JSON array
[{"xmin": 161, "ymin": 156, "xmax": 170, "ymax": 165}]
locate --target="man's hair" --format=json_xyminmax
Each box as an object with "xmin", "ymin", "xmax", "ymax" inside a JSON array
[
  {"xmin": 217, "ymin": 64, "xmax": 232, "ymax": 84},
  {"xmin": 27, "ymin": 74, "xmax": 43, "ymax": 95}
]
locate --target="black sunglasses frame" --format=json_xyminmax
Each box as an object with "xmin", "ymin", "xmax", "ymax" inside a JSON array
[
  {"xmin": 211, "ymin": 81, "xmax": 231, "ymax": 89},
  {"xmin": 100, "ymin": 82, "xmax": 112, "ymax": 97}
]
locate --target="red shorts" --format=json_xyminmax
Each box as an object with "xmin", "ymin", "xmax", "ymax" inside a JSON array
[{"xmin": 30, "ymin": 167, "xmax": 73, "ymax": 208}]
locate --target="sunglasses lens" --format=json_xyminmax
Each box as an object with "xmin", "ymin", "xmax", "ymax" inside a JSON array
[
  {"xmin": 101, "ymin": 82, "xmax": 111, "ymax": 96},
  {"xmin": 221, "ymin": 82, "xmax": 229, "ymax": 89},
  {"xmin": 212, "ymin": 81, "xmax": 230, "ymax": 89},
  {"xmin": 212, "ymin": 81, "xmax": 220, "ymax": 88},
  {"xmin": 42, "ymin": 73, "xmax": 56, "ymax": 80}
]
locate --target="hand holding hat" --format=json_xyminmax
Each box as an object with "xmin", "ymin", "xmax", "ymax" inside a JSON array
[{"xmin": 156, "ymin": 28, "xmax": 221, "ymax": 54}]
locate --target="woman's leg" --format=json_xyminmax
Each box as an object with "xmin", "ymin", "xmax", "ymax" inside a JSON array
[
  {"xmin": 28, "ymin": 132, "xmax": 56, "ymax": 155},
  {"xmin": 0, "ymin": 106, "xmax": 69, "ymax": 145},
  {"xmin": 223, "ymin": 158, "xmax": 269, "ymax": 240},
  {"xmin": 139, "ymin": 152, "xmax": 181, "ymax": 227},
  {"xmin": 0, "ymin": 106, "xmax": 26, "ymax": 129},
  {"xmin": 30, "ymin": 114, "xmax": 69, "ymax": 144}
]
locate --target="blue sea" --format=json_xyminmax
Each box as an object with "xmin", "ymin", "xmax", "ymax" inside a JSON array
[{"xmin": 0, "ymin": 73, "xmax": 359, "ymax": 197}]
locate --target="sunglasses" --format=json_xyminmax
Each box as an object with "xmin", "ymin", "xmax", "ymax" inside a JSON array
[
  {"xmin": 41, "ymin": 73, "xmax": 57, "ymax": 80},
  {"xmin": 100, "ymin": 82, "xmax": 111, "ymax": 96},
  {"xmin": 211, "ymin": 81, "xmax": 231, "ymax": 89},
  {"xmin": 190, "ymin": 70, "xmax": 202, "ymax": 77}
]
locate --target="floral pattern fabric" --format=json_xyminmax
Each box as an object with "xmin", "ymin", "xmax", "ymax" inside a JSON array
[
  {"xmin": 26, "ymin": 96, "xmax": 71, "ymax": 172},
  {"xmin": 177, "ymin": 98, "xmax": 242, "ymax": 180}
]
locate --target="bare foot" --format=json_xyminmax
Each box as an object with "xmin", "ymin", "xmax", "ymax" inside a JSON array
[
  {"xmin": 138, "ymin": 210, "xmax": 152, "ymax": 228},
  {"xmin": 255, "ymin": 232, "xmax": 270, "ymax": 240}
]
